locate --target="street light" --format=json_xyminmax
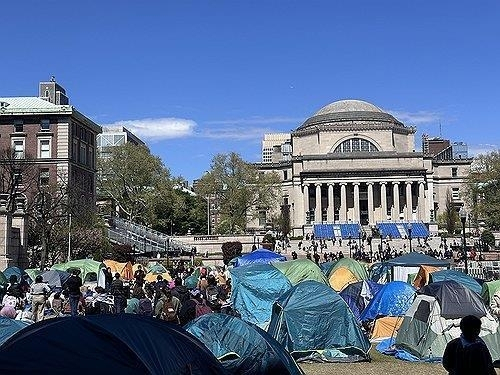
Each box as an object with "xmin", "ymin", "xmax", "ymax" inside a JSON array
[
  {"xmin": 408, "ymin": 222, "xmax": 412, "ymax": 253},
  {"xmin": 206, "ymin": 196, "xmax": 210, "ymax": 235},
  {"xmin": 459, "ymin": 206, "xmax": 468, "ymax": 275}
]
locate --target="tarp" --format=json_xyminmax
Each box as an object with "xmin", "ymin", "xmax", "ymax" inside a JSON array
[
  {"xmin": 385, "ymin": 252, "xmax": 450, "ymax": 267},
  {"xmin": 412, "ymin": 265, "xmax": 440, "ymax": 289},
  {"xmin": 272, "ymin": 259, "xmax": 327, "ymax": 286},
  {"xmin": 360, "ymin": 281, "xmax": 416, "ymax": 322},
  {"xmin": 328, "ymin": 258, "xmax": 368, "ymax": 292},
  {"xmin": 103, "ymin": 260, "xmax": 133, "ymax": 280},
  {"xmin": 268, "ymin": 280, "xmax": 370, "ymax": 362},
  {"xmin": 429, "ymin": 269, "xmax": 482, "ymax": 295},
  {"xmin": 0, "ymin": 314, "xmax": 229, "ymax": 374},
  {"xmin": 481, "ymin": 280, "xmax": 500, "ymax": 305},
  {"xmin": 234, "ymin": 249, "xmax": 286, "ymax": 268},
  {"xmin": 51, "ymin": 259, "xmax": 106, "ymax": 287},
  {"xmin": 185, "ymin": 314, "xmax": 304, "ymax": 375},
  {"xmin": 340, "ymin": 280, "xmax": 384, "ymax": 321},
  {"xmin": 230, "ymin": 263, "xmax": 292, "ymax": 327},
  {"xmin": 0, "ymin": 317, "xmax": 28, "ymax": 346},
  {"xmin": 40, "ymin": 270, "xmax": 71, "ymax": 291}
]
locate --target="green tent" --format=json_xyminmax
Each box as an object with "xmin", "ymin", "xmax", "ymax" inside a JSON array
[
  {"xmin": 272, "ymin": 259, "xmax": 328, "ymax": 286},
  {"xmin": 481, "ymin": 280, "xmax": 500, "ymax": 305},
  {"xmin": 51, "ymin": 259, "xmax": 106, "ymax": 286},
  {"xmin": 327, "ymin": 258, "xmax": 369, "ymax": 291},
  {"xmin": 268, "ymin": 280, "xmax": 371, "ymax": 362},
  {"xmin": 24, "ymin": 269, "xmax": 42, "ymax": 283}
]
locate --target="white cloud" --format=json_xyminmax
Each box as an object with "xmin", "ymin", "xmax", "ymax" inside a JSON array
[
  {"xmin": 386, "ymin": 109, "xmax": 441, "ymax": 125},
  {"xmin": 103, "ymin": 117, "xmax": 196, "ymax": 140}
]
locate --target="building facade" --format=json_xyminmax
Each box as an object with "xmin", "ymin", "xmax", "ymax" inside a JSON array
[{"xmin": 256, "ymin": 99, "xmax": 471, "ymax": 236}]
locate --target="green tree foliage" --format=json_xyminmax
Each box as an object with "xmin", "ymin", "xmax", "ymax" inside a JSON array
[
  {"xmin": 437, "ymin": 189, "xmax": 459, "ymax": 234},
  {"xmin": 481, "ymin": 229, "xmax": 495, "ymax": 249},
  {"xmin": 221, "ymin": 241, "xmax": 242, "ymax": 265},
  {"xmin": 465, "ymin": 151, "xmax": 500, "ymax": 230},
  {"xmin": 195, "ymin": 152, "xmax": 280, "ymax": 234}
]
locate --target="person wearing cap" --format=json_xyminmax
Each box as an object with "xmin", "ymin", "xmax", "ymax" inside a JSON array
[
  {"xmin": 30, "ymin": 275, "xmax": 51, "ymax": 322},
  {"xmin": 110, "ymin": 273, "xmax": 125, "ymax": 314}
]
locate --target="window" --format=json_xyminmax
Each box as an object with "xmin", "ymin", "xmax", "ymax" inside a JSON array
[
  {"xmin": 283, "ymin": 170, "xmax": 288, "ymax": 180},
  {"xmin": 12, "ymin": 140, "xmax": 24, "ymax": 159},
  {"xmin": 39, "ymin": 139, "xmax": 51, "ymax": 158},
  {"xmin": 80, "ymin": 144, "xmax": 87, "ymax": 164},
  {"xmin": 88, "ymin": 147, "xmax": 94, "ymax": 168},
  {"xmin": 452, "ymin": 167, "xmax": 458, "ymax": 177},
  {"xmin": 39, "ymin": 169, "xmax": 50, "ymax": 186},
  {"xmin": 13, "ymin": 170, "xmax": 22, "ymax": 185},
  {"xmin": 333, "ymin": 138, "xmax": 379, "ymax": 153},
  {"xmin": 452, "ymin": 187, "xmax": 459, "ymax": 200},
  {"xmin": 72, "ymin": 139, "xmax": 78, "ymax": 160},
  {"xmin": 14, "ymin": 121, "xmax": 23, "ymax": 133},
  {"xmin": 40, "ymin": 119, "xmax": 50, "ymax": 131}
]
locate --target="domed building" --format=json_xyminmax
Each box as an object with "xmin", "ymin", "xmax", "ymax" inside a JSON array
[{"xmin": 257, "ymin": 99, "xmax": 471, "ymax": 237}]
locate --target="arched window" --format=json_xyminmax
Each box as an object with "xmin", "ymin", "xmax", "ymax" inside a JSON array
[{"xmin": 333, "ymin": 138, "xmax": 379, "ymax": 153}]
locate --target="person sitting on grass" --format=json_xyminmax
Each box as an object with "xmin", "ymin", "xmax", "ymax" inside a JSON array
[{"xmin": 442, "ymin": 315, "xmax": 496, "ymax": 375}]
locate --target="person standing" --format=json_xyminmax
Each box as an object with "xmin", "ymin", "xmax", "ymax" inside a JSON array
[
  {"xmin": 111, "ymin": 273, "xmax": 125, "ymax": 314},
  {"xmin": 30, "ymin": 275, "xmax": 51, "ymax": 322},
  {"xmin": 134, "ymin": 265, "xmax": 146, "ymax": 287},
  {"xmin": 65, "ymin": 270, "xmax": 83, "ymax": 317},
  {"xmin": 490, "ymin": 290, "xmax": 500, "ymax": 318},
  {"xmin": 103, "ymin": 267, "xmax": 113, "ymax": 292}
]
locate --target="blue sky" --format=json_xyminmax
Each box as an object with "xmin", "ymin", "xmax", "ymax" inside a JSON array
[{"xmin": 2, "ymin": 1, "xmax": 500, "ymax": 182}]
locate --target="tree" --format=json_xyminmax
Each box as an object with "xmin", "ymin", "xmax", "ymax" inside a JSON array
[
  {"xmin": 437, "ymin": 188, "xmax": 459, "ymax": 234},
  {"xmin": 465, "ymin": 151, "xmax": 500, "ymax": 230},
  {"xmin": 195, "ymin": 152, "xmax": 280, "ymax": 234}
]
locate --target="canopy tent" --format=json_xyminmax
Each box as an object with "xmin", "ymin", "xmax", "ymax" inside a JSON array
[
  {"xmin": 234, "ymin": 249, "xmax": 286, "ymax": 268},
  {"xmin": 481, "ymin": 280, "xmax": 500, "ymax": 305},
  {"xmin": 272, "ymin": 259, "xmax": 327, "ymax": 286},
  {"xmin": 3, "ymin": 266, "xmax": 28, "ymax": 283},
  {"xmin": 360, "ymin": 281, "xmax": 416, "ymax": 322},
  {"xmin": 339, "ymin": 280, "xmax": 384, "ymax": 321},
  {"xmin": 51, "ymin": 259, "xmax": 106, "ymax": 287},
  {"xmin": 103, "ymin": 260, "xmax": 133, "ymax": 280},
  {"xmin": 0, "ymin": 315, "xmax": 228, "ymax": 374},
  {"xmin": 412, "ymin": 265, "xmax": 440, "ymax": 289},
  {"xmin": 327, "ymin": 258, "xmax": 369, "ymax": 292},
  {"xmin": 185, "ymin": 314, "xmax": 304, "ymax": 375},
  {"xmin": 230, "ymin": 263, "xmax": 292, "ymax": 328},
  {"xmin": 428, "ymin": 269, "xmax": 482, "ymax": 295},
  {"xmin": 268, "ymin": 280, "xmax": 370, "ymax": 362},
  {"xmin": 0, "ymin": 317, "xmax": 28, "ymax": 346},
  {"xmin": 40, "ymin": 270, "xmax": 71, "ymax": 291},
  {"xmin": 384, "ymin": 252, "xmax": 449, "ymax": 282},
  {"xmin": 396, "ymin": 280, "xmax": 500, "ymax": 360}
]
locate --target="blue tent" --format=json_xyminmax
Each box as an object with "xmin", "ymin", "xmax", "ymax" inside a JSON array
[
  {"xmin": 428, "ymin": 269, "xmax": 482, "ymax": 295},
  {"xmin": 268, "ymin": 280, "xmax": 371, "ymax": 363},
  {"xmin": 3, "ymin": 266, "xmax": 28, "ymax": 283},
  {"xmin": 230, "ymin": 263, "xmax": 292, "ymax": 327},
  {"xmin": 234, "ymin": 249, "xmax": 287, "ymax": 267},
  {"xmin": 360, "ymin": 281, "xmax": 416, "ymax": 322},
  {"xmin": 340, "ymin": 280, "xmax": 384, "ymax": 321},
  {"xmin": 0, "ymin": 315, "xmax": 228, "ymax": 374},
  {"xmin": 185, "ymin": 314, "xmax": 304, "ymax": 375},
  {"xmin": 40, "ymin": 270, "xmax": 71, "ymax": 291},
  {"xmin": 0, "ymin": 317, "xmax": 28, "ymax": 346}
]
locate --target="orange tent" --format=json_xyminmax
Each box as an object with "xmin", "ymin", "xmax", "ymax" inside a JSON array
[
  {"xmin": 103, "ymin": 260, "xmax": 134, "ymax": 280},
  {"xmin": 413, "ymin": 265, "xmax": 440, "ymax": 289},
  {"xmin": 329, "ymin": 267, "xmax": 359, "ymax": 292},
  {"xmin": 371, "ymin": 316, "xmax": 403, "ymax": 340}
]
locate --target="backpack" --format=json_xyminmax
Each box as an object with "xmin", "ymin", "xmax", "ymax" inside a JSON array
[
  {"xmin": 138, "ymin": 298, "xmax": 152, "ymax": 316},
  {"xmin": 205, "ymin": 286, "xmax": 219, "ymax": 307},
  {"xmin": 162, "ymin": 300, "xmax": 178, "ymax": 322},
  {"xmin": 195, "ymin": 301, "xmax": 212, "ymax": 318}
]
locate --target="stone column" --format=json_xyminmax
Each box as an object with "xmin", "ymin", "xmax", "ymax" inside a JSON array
[
  {"xmin": 406, "ymin": 181, "xmax": 413, "ymax": 221},
  {"xmin": 315, "ymin": 183, "xmax": 322, "ymax": 223},
  {"xmin": 353, "ymin": 183, "xmax": 360, "ymax": 223},
  {"xmin": 303, "ymin": 184, "xmax": 309, "ymax": 223},
  {"xmin": 393, "ymin": 182, "xmax": 400, "ymax": 220},
  {"xmin": 367, "ymin": 182, "xmax": 374, "ymax": 225},
  {"xmin": 327, "ymin": 183, "xmax": 335, "ymax": 222},
  {"xmin": 380, "ymin": 182, "xmax": 387, "ymax": 221},
  {"xmin": 418, "ymin": 181, "xmax": 426, "ymax": 221},
  {"xmin": 340, "ymin": 183, "xmax": 347, "ymax": 222}
]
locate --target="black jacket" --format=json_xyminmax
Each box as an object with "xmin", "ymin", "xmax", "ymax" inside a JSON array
[{"xmin": 65, "ymin": 275, "xmax": 83, "ymax": 296}]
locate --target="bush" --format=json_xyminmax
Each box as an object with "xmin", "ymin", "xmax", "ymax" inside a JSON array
[{"xmin": 221, "ymin": 241, "xmax": 242, "ymax": 265}]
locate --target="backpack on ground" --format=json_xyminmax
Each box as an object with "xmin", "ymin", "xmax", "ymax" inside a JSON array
[
  {"xmin": 195, "ymin": 301, "xmax": 212, "ymax": 318},
  {"xmin": 138, "ymin": 298, "xmax": 153, "ymax": 316},
  {"xmin": 162, "ymin": 300, "xmax": 178, "ymax": 322}
]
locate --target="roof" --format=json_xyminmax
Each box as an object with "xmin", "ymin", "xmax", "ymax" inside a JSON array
[
  {"xmin": 0, "ymin": 96, "xmax": 70, "ymax": 113},
  {"xmin": 384, "ymin": 252, "xmax": 450, "ymax": 267},
  {"xmin": 315, "ymin": 99, "xmax": 383, "ymax": 116}
]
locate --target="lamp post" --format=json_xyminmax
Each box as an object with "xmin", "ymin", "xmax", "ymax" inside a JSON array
[
  {"xmin": 206, "ymin": 196, "xmax": 210, "ymax": 235},
  {"xmin": 348, "ymin": 235, "xmax": 352, "ymax": 258},
  {"xmin": 358, "ymin": 229, "xmax": 362, "ymax": 254},
  {"xmin": 459, "ymin": 206, "xmax": 468, "ymax": 275},
  {"xmin": 408, "ymin": 222, "xmax": 412, "ymax": 253}
]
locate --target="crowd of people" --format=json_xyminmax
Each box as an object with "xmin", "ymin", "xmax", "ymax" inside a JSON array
[{"xmin": 0, "ymin": 262, "xmax": 233, "ymax": 327}]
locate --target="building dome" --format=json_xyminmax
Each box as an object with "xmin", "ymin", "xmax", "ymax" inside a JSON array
[{"xmin": 314, "ymin": 100, "xmax": 383, "ymax": 116}]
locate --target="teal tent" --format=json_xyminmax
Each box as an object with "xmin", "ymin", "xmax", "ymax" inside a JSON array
[
  {"xmin": 230, "ymin": 263, "xmax": 292, "ymax": 328},
  {"xmin": 185, "ymin": 314, "xmax": 304, "ymax": 375},
  {"xmin": 268, "ymin": 280, "xmax": 371, "ymax": 362},
  {"xmin": 3, "ymin": 267, "xmax": 27, "ymax": 283},
  {"xmin": 0, "ymin": 317, "xmax": 28, "ymax": 345},
  {"xmin": 429, "ymin": 269, "xmax": 482, "ymax": 295}
]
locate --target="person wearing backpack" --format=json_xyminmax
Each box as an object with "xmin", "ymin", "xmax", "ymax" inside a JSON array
[
  {"xmin": 155, "ymin": 288, "xmax": 180, "ymax": 323},
  {"xmin": 205, "ymin": 275, "xmax": 222, "ymax": 312},
  {"xmin": 178, "ymin": 289, "xmax": 211, "ymax": 325},
  {"xmin": 138, "ymin": 296, "xmax": 153, "ymax": 317},
  {"xmin": 171, "ymin": 277, "xmax": 190, "ymax": 305}
]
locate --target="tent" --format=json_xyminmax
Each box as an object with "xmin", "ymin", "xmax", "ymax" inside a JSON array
[
  {"xmin": 428, "ymin": 269, "xmax": 482, "ymax": 295},
  {"xmin": 103, "ymin": 260, "xmax": 134, "ymax": 280},
  {"xmin": 412, "ymin": 265, "xmax": 440, "ymax": 289},
  {"xmin": 0, "ymin": 270, "xmax": 8, "ymax": 286},
  {"xmin": 339, "ymin": 280, "xmax": 383, "ymax": 321},
  {"xmin": 144, "ymin": 262, "xmax": 171, "ymax": 283},
  {"xmin": 360, "ymin": 281, "xmax": 416, "ymax": 322},
  {"xmin": 272, "ymin": 259, "xmax": 327, "ymax": 285},
  {"xmin": 395, "ymin": 280, "xmax": 500, "ymax": 360},
  {"xmin": 371, "ymin": 316, "xmax": 403, "ymax": 340},
  {"xmin": 268, "ymin": 280, "xmax": 370, "ymax": 362},
  {"xmin": 327, "ymin": 258, "xmax": 368, "ymax": 292},
  {"xmin": 24, "ymin": 269, "xmax": 42, "ymax": 283},
  {"xmin": 185, "ymin": 314, "xmax": 304, "ymax": 375},
  {"xmin": 481, "ymin": 280, "xmax": 500, "ymax": 305},
  {"xmin": 234, "ymin": 249, "xmax": 286, "ymax": 268},
  {"xmin": 230, "ymin": 263, "xmax": 292, "ymax": 327},
  {"xmin": 3, "ymin": 266, "xmax": 27, "ymax": 283},
  {"xmin": 184, "ymin": 274, "xmax": 199, "ymax": 289},
  {"xmin": 369, "ymin": 262, "xmax": 391, "ymax": 284},
  {"xmin": 0, "ymin": 317, "xmax": 28, "ymax": 346},
  {"xmin": 40, "ymin": 270, "xmax": 71, "ymax": 291},
  {"xmin": 0, "ymin": 314, "xmax": 228, "ymax": 374},
  {"xmin": 51, "ymin": 259, "xmax": 106, "ymax": 287},
  {"xmin": 384, "ymin": 252, "xmax": 449, "ymax": 282}
]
